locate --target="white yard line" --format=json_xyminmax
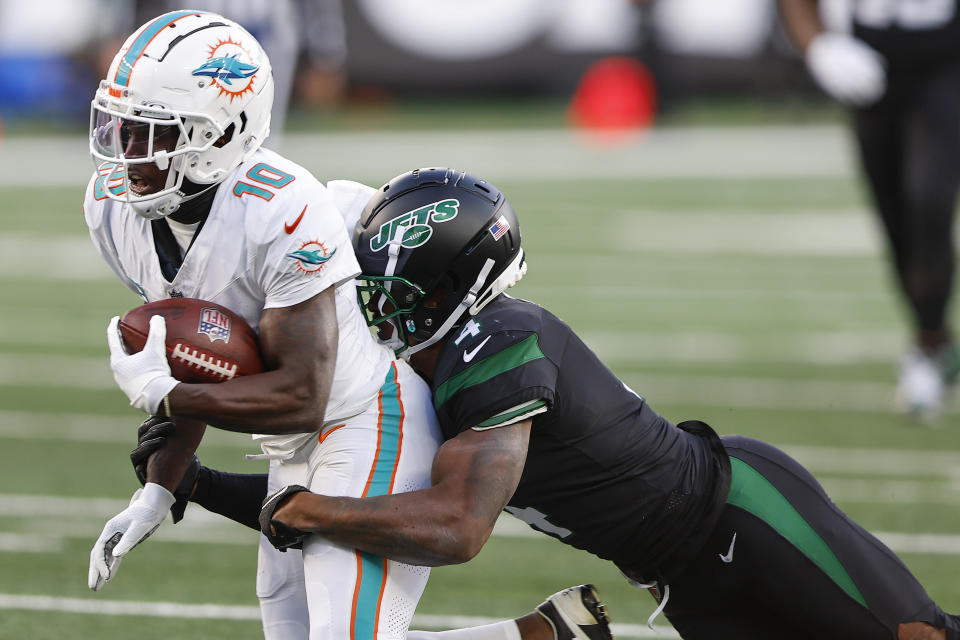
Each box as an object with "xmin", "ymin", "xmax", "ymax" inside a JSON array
[
  {"xmin": 619, "ymin": 372, "xmax": 959, "ymax": 415},
  {"xmin": 0, "ymin": 410, "xmax": 252, "ymax": 448},
  {"xmin": 0, "ymin": 593, "xmax": 680, "ymax": 637},
  {"xmin": 2, "ymin": 494, "xmax": 960, "ymax": 552},
  {"xmin": 0, "ymin": 336, "xmax": 903, "ymax": 394},
  {"xmin": 0, "ymin": 207, "xmax": 885, "ymax": 283},
  {"xmin": 0, "ymin": 533, "xmax": 62, "ymax": 553},
  {"xmin": 0, "ymin": 353, "xmax": 114, "ymax": 389},
  {"xmin": 579, "ymin": 330, "xmax": 902, "ymax": 366},
  {"xmin": 0, "ymin": 126, "xmax": 855, "ymax": 189}
]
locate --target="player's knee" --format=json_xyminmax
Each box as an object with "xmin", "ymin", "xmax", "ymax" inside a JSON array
[
  {"xmin": 259, "ymin": 577, "xmax": 309, "ymax": 640},
  {"xmin": 898, "ymin": 621, "xmax": 946, "ymax": 640}
]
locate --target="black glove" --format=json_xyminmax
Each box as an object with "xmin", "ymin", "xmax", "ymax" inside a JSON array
[
  {"xmin": 259, "ymin": 485, "xmax": 310, "ymax": 552},
  {"xmin": 130, "ymin": 415, "xmax": 201, "ymax": 523}
]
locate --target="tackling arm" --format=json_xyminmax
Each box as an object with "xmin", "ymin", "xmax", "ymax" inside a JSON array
[
  {"xmin": 167, "ymin": 288, "xmax": 338, "ymax": 434},
  {"xmin": 144, "ymin": 417, "xmax": 205, "ymax": 492},
  {"xmin": 266, "ymin": 420, "xmax": 532, "ymax": 566}
]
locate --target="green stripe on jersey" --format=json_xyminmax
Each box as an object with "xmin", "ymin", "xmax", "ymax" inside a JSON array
[
  {"xmin": 727, "ymin": 457, "xmax": 867, "ymax": 608},
  {"xmin": 476, "ymin": 399, "xmax": 547, "ymax": 428},
  {"xmin": 435, "ymin": 334, "xmax": 545, "ymax": 409}
]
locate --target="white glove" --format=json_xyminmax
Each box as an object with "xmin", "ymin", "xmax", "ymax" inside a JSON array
[
  {"xmin": 88, "ymin": 483, "xmax": 175, "ymax": 591},
  {"xmin": 107, "ymin": 315, "xmax": 179, "ymax": 413},
  {"xmin": 805, "ymin": 32, "xmax": 886, "ymax": 107}
]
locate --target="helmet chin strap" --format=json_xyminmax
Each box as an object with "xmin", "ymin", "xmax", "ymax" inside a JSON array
[
  {"xmin": 130, "ymin": 173, "xmax": 220, "ymax": 220},
  {"xmin": 376, "ymin": 231, "xmax": 408, "ymax": 353},
  {"xmin": 380, "ymin": 225, "xmax": 406, "ymax": 315},
  {"xmin": 404, "ymin": 258, "xmax": 495, "ymax": 358}
]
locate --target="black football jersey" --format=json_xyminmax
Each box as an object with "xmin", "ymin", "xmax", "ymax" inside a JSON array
[
  {"xmin": 852, "ymin": 0, "xmax": 960, "ymax": 71},
  {"xmin": 430, "ymin": 296, "xmax": 730, "ymax": 578}
]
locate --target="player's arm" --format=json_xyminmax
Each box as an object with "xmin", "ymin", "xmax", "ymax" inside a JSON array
[
  {"xmin": 145, "ymin": 416, "xmax": 206, "ymax": 499},
  {"xmin": 778, "ymin": 0, "xmax": 886, "ymax": 106},
  {"xmin": 131, "ymin": 417, "xmax": 268, "ymax": 529},
  {"xmin": 265, "ymin": 420, "xmax": 532, "ymax": 566},
  {"xmin": 168, "ymin": 287, "xmax": 338, "ymax": 434},
  {"xmin": 777, "ymin": 0, "xmax": 822, "ymax": 51}
]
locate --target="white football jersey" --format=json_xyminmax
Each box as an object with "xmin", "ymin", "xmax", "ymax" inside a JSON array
[{"xmin": 83, "ymin": 148, "xmax": 394, "ymax": 456}]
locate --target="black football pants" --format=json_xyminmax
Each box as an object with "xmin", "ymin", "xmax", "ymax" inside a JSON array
[
  {"xmin": 852, "ymin": 62, "xmax": 960, "ymax": 336},
  {"xmin": 659, "ymin": 435, "xmax": 960, "ymax": 639}
]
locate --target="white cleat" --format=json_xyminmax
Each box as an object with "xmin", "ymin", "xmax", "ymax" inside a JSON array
[
  {"xmin": 535, "ymin": 584, "xmax": 614, "ymax": 640},
  {"xmin": 895, "ymin": 349, "xmax": 948, "ymax": 420}
]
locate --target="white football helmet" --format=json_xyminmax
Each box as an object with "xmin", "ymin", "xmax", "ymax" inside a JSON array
[{"xmin": 90, "ymin": 10, "xmax": 274, "ymax": 219}]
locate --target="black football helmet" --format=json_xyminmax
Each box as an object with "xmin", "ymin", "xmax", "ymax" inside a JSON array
[{"xmin": 353, "ymin": 168, "xmax": 525, "ymax": 355}]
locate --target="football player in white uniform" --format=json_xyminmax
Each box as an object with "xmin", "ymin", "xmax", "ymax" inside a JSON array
[
  {"xmin": 82, "ymin": 11, "xmax": 444, "ymax": 639},
  {"xmin": 82, "ymin": 12, "xmax": 615, "ymax": 640}
]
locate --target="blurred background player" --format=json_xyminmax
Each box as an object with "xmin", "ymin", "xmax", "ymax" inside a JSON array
[{"xmin": 779, "ymin": 0, "xmax": 960, "ymax": 418}]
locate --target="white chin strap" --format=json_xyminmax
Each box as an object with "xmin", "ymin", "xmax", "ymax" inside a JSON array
[
  {"xmin": 131, "ymin": 192, "xmax": 182, "ymax": 219},
  {"xmin": 130, "ymin": 177, "xmax": 221, "ymax": 220},
  {"xmin": 403, "ymin": 258, "xmax": 496, "ymax": 358},
  {"xmin": 376, "ymin": 230, "xmax": 408, "ymax": 353}
]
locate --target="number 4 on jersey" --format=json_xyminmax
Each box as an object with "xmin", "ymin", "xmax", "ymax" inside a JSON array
[
  {"xmin": 455, "ymin": 319, "xmax": 482, "ymax": 346},
  {"xmin": 505, "ymin": 505, "xmax": 573, "ymax": 539}
]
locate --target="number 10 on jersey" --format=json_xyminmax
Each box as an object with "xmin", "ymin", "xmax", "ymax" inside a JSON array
[{"xmin": 233, "ymin": 163, "xmax": 295, "ymax": 201}]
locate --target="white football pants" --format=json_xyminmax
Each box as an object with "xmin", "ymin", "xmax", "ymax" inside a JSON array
[{"xmin": 258, "ymin": 360, "xmax": 442, "ymax": 640}]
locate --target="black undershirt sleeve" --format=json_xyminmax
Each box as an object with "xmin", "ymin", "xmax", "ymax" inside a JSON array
[{"xmin": 190, "ymin": 467, "xmax": 269, "ymax": 532}]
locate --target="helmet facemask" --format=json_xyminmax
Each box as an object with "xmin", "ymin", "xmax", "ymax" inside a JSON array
[
  {"xmin": 90, "ymin": 88, "xmax": 227, "ymax": 219},
  {"xmin": 355, "ymin": 275, "xmax": 426, "ymax": 355},
  {"xmin": 357, "ymin": 249, "xmax": 527, "ymax": 357}
]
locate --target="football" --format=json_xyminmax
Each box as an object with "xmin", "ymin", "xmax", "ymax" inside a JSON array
[{"xmin": 118, "ymin": 298, "xmax": 264, "ymax": 383}]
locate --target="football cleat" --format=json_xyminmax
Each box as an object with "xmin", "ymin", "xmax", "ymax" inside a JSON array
[
  {"xmin": 895, "ymin": 344, "xmax": 958, "ymax": 420},
  {"xmin": 535, "ymin": 584, "xmax": 613, "ymax": 640}
]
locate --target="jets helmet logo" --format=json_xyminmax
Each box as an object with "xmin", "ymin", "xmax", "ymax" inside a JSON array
[
  {"xmin": 370, "ymin": 199, "xmax": 460, "ymax": 252},
  {"xmin": 192, "ymin": 37, "xmax": 260, "ymax": 102}
]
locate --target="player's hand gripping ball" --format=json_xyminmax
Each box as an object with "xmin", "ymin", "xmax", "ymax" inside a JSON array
[{"xmin": 118, "ymin": 298, "xmax": 264, "ymax": 383}]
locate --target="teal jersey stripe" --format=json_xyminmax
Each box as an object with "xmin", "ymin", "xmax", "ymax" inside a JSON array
[
  {"xmin": 435, "ymin": 334, "xmax": 546, "ymax": 409},
  {"xmin": 353, "ymin": 553, "xmax": 386, "ymax": 640},
  {"xmin": 727, "ymin": 457, "xmax": 867, "ymax": 608},
  {"xmin": 476, "ymin": 399, "xmax": 547, "ymax": 428},
  {"xmin": 115, "ymin": 10, "xmax": 200, "ymax": 86},
  {"xmin": 353, "ymin": 364, "xmax": 403, "ymax": 639}
]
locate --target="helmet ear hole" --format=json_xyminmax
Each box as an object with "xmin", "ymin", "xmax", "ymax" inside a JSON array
[
  {"xmin": 213, "ymin": 122, "xmax": 235, "ymax": 148},
  {"xmin": 422, "ymin": 285, "xmax": 450, "ymax": 310}
]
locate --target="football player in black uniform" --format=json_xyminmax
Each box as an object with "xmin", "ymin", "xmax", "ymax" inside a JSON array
[
  {"xmin": 259, "ymin": 169, "xmax": 960, "ymax": 639},
  {"xmin": 779, "ymin": 0, "xmax": 960, "ymax": 418}
]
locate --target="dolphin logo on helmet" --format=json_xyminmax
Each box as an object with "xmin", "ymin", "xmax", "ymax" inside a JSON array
[{"xmin": 191, "ymin": 54, "xmax": 259, "ymax": 85}]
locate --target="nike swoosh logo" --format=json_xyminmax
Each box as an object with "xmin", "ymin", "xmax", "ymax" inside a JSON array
[
  {"xmin": 719, "ymin": 532, "xmax": 737, "ymax": 563},
  {"xmin": 284, "ymin": 205, "xmax": 307, "ymax": 234},
  {"xmin": 463, "ymin": 335, "xmax": 492, "ymax": 363}
]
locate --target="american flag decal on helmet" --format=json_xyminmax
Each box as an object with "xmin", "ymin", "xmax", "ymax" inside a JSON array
[{"xmin": 488, "ymin": 215, "xmax": 510, "ymax": 241}]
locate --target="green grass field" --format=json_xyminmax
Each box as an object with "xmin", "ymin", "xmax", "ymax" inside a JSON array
[{"xmin": 0, "ymin": 128, "xmax": 958, "ymax": 639}]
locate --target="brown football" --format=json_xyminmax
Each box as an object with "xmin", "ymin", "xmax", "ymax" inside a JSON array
[{"xmin": 118, "ymin": 298, "xmax": 264, "ymax": 383}]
